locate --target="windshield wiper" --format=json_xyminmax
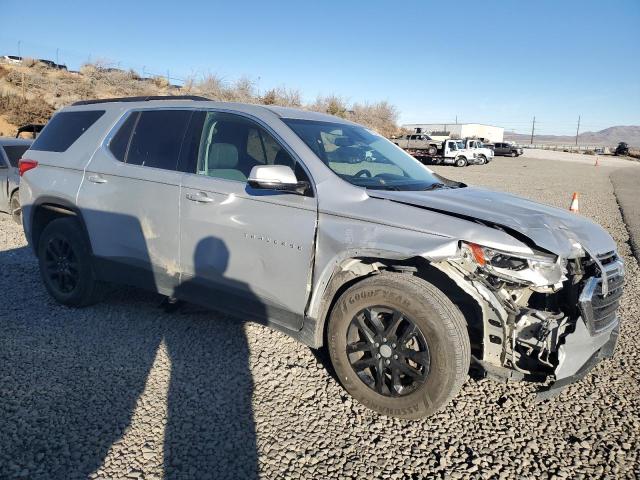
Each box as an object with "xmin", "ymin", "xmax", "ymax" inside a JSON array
[
  {"xmin": 422, "ymin": 182, "xmax": 448, "ymax": 191},
  {"xmin": 365, "ymin": 185, "xmax": 402, "ymax": 191}
]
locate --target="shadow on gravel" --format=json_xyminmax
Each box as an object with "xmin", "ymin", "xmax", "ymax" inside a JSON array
[{"xmin": 0, "ymin": 222, "xmax": 259, "ymax": 479}]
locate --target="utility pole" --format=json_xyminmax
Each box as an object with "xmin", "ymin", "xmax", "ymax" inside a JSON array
[
  {"xmin": 530, "ymin": 116, "xmax": 536, "ymax": 145},
  {"xmin": 575, "ymin": 115, "xmax": 581, "ymax": 146}
]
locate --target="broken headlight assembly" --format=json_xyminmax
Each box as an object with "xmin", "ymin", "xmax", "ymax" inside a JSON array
[{"xmin": 460, "ymin": 242, "xmax": 567, "ymax": 288}]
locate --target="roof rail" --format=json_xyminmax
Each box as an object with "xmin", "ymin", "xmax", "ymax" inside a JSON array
[{"xmin": 71, "ymin": 95, "xmax": 210, "ymax": 106}]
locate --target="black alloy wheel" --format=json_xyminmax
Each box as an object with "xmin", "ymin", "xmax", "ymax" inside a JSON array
[
  {"xmin": 346, "ymin": 306, "xmax": 430, "ymax": 397},
  {"xmin": 43, "ymin": 235, "xmax": 80, "ymax": 294},
  {"xmin": 37, "ymin": 217, "xmax": 104, "ymax": 306}
]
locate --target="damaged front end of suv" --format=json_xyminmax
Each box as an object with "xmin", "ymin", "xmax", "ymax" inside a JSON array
[{"xmin": 436, "ymin": 238, "xmax": 623, "ymax": 399}]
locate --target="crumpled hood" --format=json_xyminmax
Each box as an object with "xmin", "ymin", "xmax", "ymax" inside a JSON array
[{"xmin": 368, "ymin": 187, "xmax": 616, "ymax": 257}]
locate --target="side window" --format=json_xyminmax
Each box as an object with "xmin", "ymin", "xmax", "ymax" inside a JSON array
[
  {"xmin": 185, "ymin": 112, "xmax": 301, "ymax": 183},
  {"xmin": 125, "ymin": 110, "xmax": 192, "ymax": 170},
  {"xmin": 109, "ymin": 112, "xmax": 139, "ymax": 162},
  {"xmin": 246, "ymin": 128, "xmax": 267, "ymax": 164},
  {"xmin": 2, "ymin": 145, "xmax": 30, "ymax": 167},
  {"xmin": 30, "ymin": 110, "xmax": 105, "ymax": 152}
]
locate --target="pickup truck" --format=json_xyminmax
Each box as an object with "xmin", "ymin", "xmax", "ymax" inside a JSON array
[
  {"xmin": 492, "ymin": 142, "xmax": 523, "ymax": 157},
  {"xmin": 391, "ymin": 134, "xmax": 439, "ymax": 156},
  {"xmin": 460, "ymin": 139, "xmax": 494, "ymax": 164}
]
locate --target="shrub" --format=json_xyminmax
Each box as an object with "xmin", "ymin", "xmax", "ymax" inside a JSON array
[
  {"xmin": 0, "ymin": 61, "xmax": 402, "ymax": 136},
  {"xmin": 0, "ymin": 92, "xmax": 54, "ymax": 126}
]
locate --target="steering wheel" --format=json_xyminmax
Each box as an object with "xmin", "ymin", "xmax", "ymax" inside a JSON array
[{"xmin": 355, "ymin": 169, "xmax": 372, "ymax": 178}]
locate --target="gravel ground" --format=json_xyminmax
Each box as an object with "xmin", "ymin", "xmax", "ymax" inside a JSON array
[{"xmin": 1, "ymin": 155, "xmax": 639, "ymax": 479}]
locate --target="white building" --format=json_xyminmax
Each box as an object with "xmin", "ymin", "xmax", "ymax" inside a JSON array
[{"xmin": 402, "ymin": 123, "xmax": 504, "ymax": 143}]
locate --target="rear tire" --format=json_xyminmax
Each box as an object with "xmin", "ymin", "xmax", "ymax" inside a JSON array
[
  {"xmin": 327, "ymin": 273, "xmax": 470, "ymax": 419},
  {"xmin": 10, "ymin": 191, "xmax": 21, "ymax": 224},
  {"xmin": 37, "ymin": 217, "xmax": 103, "ymax": 307},
  {"xmin": 455, "ymin": 157, "xmax": 468, "ymax": 167},
  {"xmin": 427, "ymin": 145, "xmax": 438, "ymax": 156}
]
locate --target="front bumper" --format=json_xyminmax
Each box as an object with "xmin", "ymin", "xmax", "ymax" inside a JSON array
[{"xmin": 535, "ymin": 321, "xmax": 619, "ymax": 401}]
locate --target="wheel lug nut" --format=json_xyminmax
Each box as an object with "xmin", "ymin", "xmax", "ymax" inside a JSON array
[
  {"xmin": 385, "ymin": 359, "xmax": 390, "ymax": 365},
  {"xmin": 376, "ymin": 353, "xmax": 381, "ymax": 359},
  {"xmin": 382, "ymin": 337, "xmax": 387, "ymax": 342},
  {"xmin": 392, "ymin": 343, "xmax": 396, "ymax": 348},
  {"xmin": 375, "ymin": 343, "xmax": 379, "ymax": 347},
  {"xmin": 393, "ymin": 354, "xmax": 398, "ymax": 360}
]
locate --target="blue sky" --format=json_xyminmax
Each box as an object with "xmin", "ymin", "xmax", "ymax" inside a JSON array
[{"xmin": 1, "ymin": 0, "xmax": 638, "ymax": 134}]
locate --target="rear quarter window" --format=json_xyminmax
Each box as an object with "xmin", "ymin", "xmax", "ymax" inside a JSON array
[
  {"xmin": 2, "ymin": 145, "xmax": 30, "ymax": 167},
  {"xmin": 30, "ymin": 110, "xmax": 105, "ymax": 152},
  {"xmin": 125, "ymin": 110, "xmax": 192, "ymax": 170}
]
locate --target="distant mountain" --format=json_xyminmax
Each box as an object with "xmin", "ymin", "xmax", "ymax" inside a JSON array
[{"xmin": 505, "ymin": 126, "xmax": 640, "ymax": 147}]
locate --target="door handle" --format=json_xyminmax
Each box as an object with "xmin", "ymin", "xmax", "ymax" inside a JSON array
[
  {"xmin": 185, "ymin": 192, "xmax": 214, "ymax": 203},
  {"xmin": 88, "ymin": 174, "xmax": 107, "ymax": 184}
]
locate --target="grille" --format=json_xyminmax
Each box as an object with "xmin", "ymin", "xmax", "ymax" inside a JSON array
[
  {"xmin": 579, "ymin": 252, "xmax": 624, "ymax": 334},
  {"xmin": 597, "ymin": 250, "xmax": 618, "ymax": 266}
]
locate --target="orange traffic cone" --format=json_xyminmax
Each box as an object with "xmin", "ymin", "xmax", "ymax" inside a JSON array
[{"xmin": 569, "ymin": 192, "xmax": 579, "ymax": 213}]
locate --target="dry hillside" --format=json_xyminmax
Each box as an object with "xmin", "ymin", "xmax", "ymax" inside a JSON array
[{"xmin": 0, "ymin": 60, "xmax": 400, "ymax": 137}]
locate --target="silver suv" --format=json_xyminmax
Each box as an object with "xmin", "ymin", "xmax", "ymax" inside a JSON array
[{"xmin": 19, "ymin": 97, "xmax": 623, "ymax": 418}]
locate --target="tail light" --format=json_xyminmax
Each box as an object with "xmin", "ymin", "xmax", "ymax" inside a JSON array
[{"xmin": 18, "ymin": 159, "xmax": 38, "ymax": 176}]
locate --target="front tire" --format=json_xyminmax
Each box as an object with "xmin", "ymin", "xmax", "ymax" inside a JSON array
[
  {"xmin": 510, "ymin": 151, "xmax": 517, "ymax": 157},
  {"xmin": 477, "ymin": 155, "xmax": 487, "ymax": 165},
  {"xmin": 327, "ymin": 273, "xmax": 470, "ymax": 419},
  {"xmin": 37, "ymin": 218, "xmax": 103, "ymax": 307}
]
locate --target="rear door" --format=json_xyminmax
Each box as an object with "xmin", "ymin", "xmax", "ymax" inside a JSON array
[
  {"xmin": 77, "ymin": 109, "xmax": 193, "ymax": 295},
  {"xmin": 176, "ymin": 110, "xmax": 318, "ymax": 330}
]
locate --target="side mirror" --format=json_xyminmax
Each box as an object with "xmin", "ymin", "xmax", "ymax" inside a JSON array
[{"xmin": 247, "ymin": 165, "xmax": 310, "ymax": 195}]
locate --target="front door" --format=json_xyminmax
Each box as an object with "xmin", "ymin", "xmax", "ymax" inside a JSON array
[
  {"xmin": 176, "ymin": 111, "xmax": 317, "ymax": 331},
  {"xmin": 78, "ymin": 109, "xmax": 193, "ymax": 294}
]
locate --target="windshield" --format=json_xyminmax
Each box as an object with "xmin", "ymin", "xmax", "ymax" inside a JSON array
[{"xmin": 284, "ymin": 119, "xmax": 460, "ymax": 191}]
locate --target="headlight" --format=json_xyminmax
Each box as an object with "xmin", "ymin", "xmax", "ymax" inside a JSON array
[{"xmin": 461, "ymin": 242, "xmax": 566, "ymax": 287}]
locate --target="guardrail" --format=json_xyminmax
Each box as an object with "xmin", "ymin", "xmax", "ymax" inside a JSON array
[{"xmin": 513, "ymin": 144, "xmax": 610, "ymax": 153}]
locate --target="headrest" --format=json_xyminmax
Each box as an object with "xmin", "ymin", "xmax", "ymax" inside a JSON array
[
  {"xmin": 208, "ymin": 143, "xmax": 238, "ymax": 169},
  {"xmin": 333, "ymin": 136, "xmax": 351, "ymax": 147}
]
